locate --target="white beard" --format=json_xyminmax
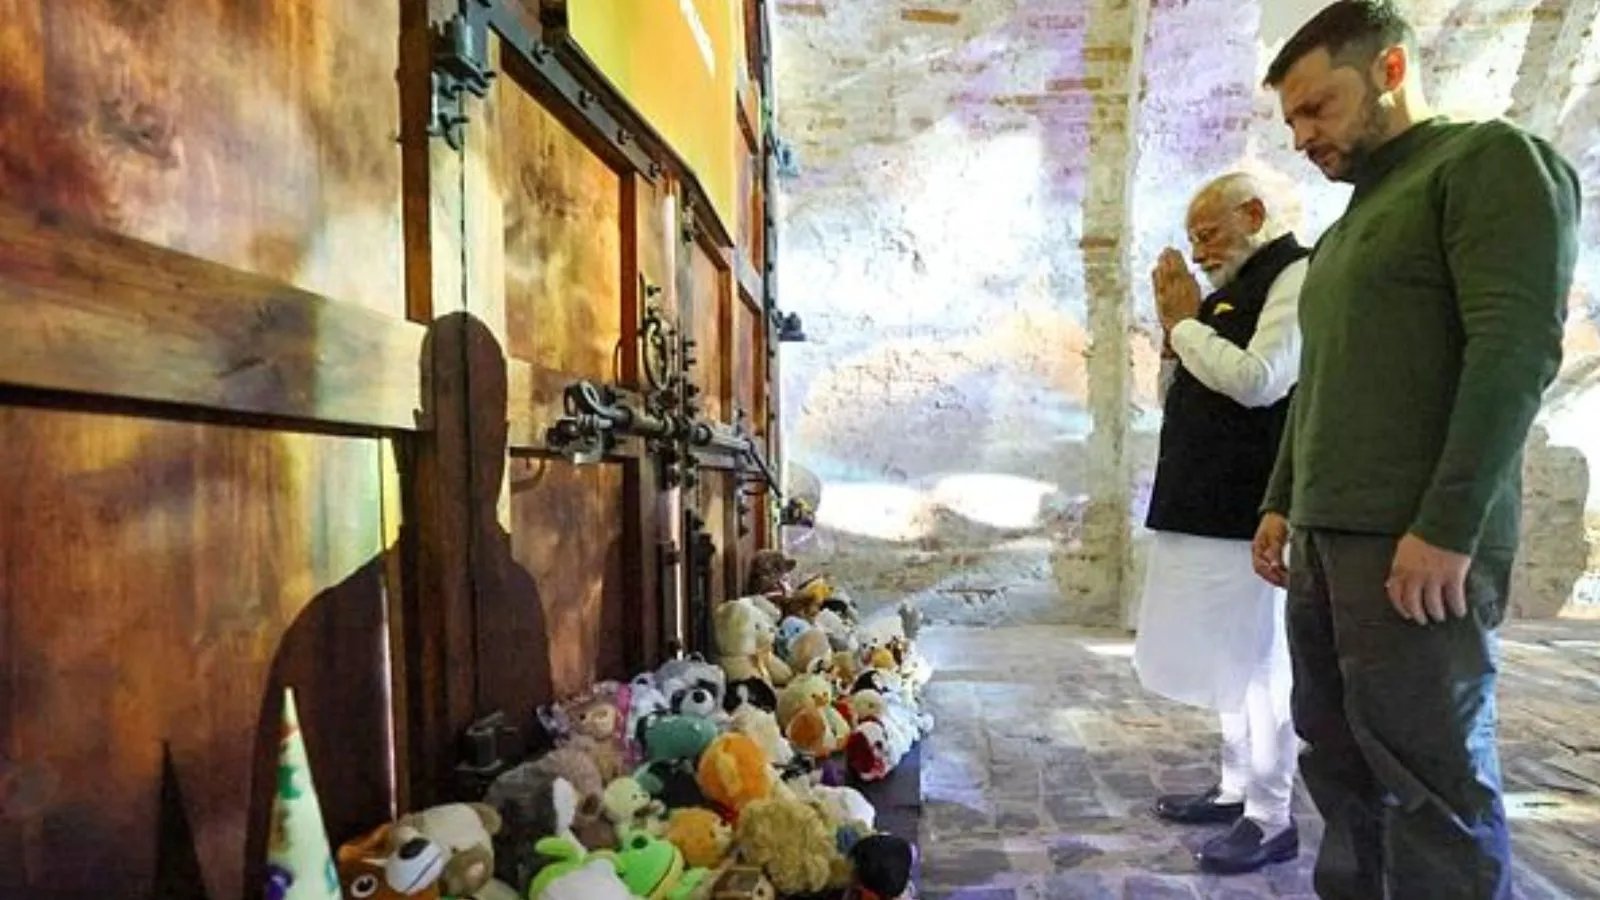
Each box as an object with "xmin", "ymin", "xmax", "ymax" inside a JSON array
[{"xmin": 1202, "ymin": 233, "xmax": 1271, "ymax": 291}]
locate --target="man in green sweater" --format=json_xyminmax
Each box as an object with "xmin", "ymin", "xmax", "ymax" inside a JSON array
[{"xmin": 1251, "ymin": 2, "xmax": 1580, "ymax": 897}]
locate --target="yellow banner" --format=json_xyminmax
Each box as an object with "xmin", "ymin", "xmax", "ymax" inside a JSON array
[{"xmin": 568, "ymin": 0, "xmax": 743, "ymax": 232}]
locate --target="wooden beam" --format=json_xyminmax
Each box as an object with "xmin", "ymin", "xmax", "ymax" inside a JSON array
[
  {"xmin": 734, "ymin": 250, "xmax": 764, "ymax": 312},
  {"xmin": 0, "ymin": 203, "xmax": 427, "ymax": 433}
]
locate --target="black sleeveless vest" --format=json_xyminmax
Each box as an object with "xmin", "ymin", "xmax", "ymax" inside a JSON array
[{"xmin": 1145, "ymin": 234, "xmax": 1308, "ymax": 540}]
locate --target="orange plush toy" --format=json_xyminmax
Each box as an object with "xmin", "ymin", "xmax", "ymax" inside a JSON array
[
  {"xmin": 337, "ymin": 823, "xmax": 446, "ymax": 899},
  {"xmin": 697, "ymin": 732, "xmax": 775, "ymax": 816}
]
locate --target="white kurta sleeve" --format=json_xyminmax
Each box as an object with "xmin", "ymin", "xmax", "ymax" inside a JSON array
[{"xmin": 1168, "ymin": 257, "xmax": 1307, "ymax": 408}]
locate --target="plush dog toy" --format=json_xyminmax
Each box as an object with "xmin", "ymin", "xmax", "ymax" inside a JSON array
[
  {"xmin": 337, "ymin": 823, "xmax": 445, "ymax": 899},
  {"xmin": 392, "ymin": 803, "xmax": 502, "ymax": 898}
]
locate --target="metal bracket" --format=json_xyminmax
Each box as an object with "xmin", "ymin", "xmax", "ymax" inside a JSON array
[
  {"xmin": 430, "ymin": 3, "xmax": 496, "ymax": 149},
  {"xmin": 454, "ymin": 709, "xmax": 518, "ymax": 798}
]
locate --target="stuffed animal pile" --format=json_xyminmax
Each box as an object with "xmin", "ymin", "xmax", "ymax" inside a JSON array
[{"xmin": 332, "ymin": 551, "xmax": 931, "ymax": 900}]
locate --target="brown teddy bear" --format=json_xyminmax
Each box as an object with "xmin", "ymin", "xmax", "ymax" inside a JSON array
[{"xmin": 746, "ymin": 549, "xmax": 797, "ymax": 597}]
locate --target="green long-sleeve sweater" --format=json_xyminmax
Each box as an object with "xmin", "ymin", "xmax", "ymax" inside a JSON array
[{"xmin": 1262, "ymin": 118, "xmax": 1580, "ymax": 556}]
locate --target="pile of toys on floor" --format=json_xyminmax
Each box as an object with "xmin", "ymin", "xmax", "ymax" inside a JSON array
[{"xmin": 269, "ymin": 549, "xmax": 933, "ymax": 900}]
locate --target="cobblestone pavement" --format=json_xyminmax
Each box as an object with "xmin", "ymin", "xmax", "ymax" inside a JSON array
[{"xmin": 914, "ymin": 622, "xmax": 1600, "ymax": 899}]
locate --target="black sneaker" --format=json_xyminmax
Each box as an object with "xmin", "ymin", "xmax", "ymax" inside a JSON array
[
  {"xmin": 1196, "ymin": 818, "xmax": 1300, "ymax": 874},
  {"xmin": 1153, "ymin": 785, "xmax": 1245, "ymax": 824}
]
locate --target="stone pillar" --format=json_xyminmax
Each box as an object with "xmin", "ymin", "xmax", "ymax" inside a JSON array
[{"xmin": 1053, "ymin": 0, "xmax": 1152, "ymax": 627}]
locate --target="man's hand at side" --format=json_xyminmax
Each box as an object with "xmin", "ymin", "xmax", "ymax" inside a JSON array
[
  {"xmin": 1252, "ymin": 513, "xmax": 1290, "ymax": 588},
  {"xmin": 1387, "ymin": 534, "xmax": 1471, "ymax": 624}
]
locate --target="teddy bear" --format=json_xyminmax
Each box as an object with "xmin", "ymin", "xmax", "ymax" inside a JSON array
[
  {"xmin": 786, "ymin": 626, "xmax": 835, "ymax": 678},
  {"xmin": 815, "ymin": 608, "xmax": 858, "ymax": 654},
  {"xmin": 730, "ymin": 703, "xmax": 794, "ymax": 767},
  {"xmin": 664, "ymin": 806, "xmax": 733, "ymax": 869},
  {"xmin": 601, "ymin": 776, "xmax": 668, "ymax": 836},
  {"xmin": 735, "ymin": 797, "xmax": 852, "ymax": 896},
  {"xmin": 746, "ymin": 549, "xmax": 798, "ymax": 597},
  {"xmin": 337, "ymin": 823, "xmax": 445, "ymax": 899},
  {"xmin": 714, "ymin": 597, "xmax": 792, "ymax": 686},
  {"xmin": 393, "ymin": 803, "xmax": 502, "ymax": 899},
  {"xmin": 564, "ymin": 694, "xmax": 628, "ymax": 782}
]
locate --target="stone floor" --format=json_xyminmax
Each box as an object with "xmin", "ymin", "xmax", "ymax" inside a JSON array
[{"xmin": 914, "ymin": 621, "xmax": 1600, "ymax": 899}]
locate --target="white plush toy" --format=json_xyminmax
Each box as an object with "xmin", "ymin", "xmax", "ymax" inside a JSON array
[{"xmin": 535, "ymin": 858, "xmax": 634, "ymax": 900}]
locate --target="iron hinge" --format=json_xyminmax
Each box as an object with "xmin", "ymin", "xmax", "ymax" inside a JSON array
[{"xmin": 430, "ymin": 4, "xmax": 496, "ymax": 149}]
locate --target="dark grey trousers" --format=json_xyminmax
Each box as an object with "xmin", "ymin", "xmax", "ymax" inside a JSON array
[{"xmin": 1288, "ymin": 530, "xmax": 1513, "ymax": 900}]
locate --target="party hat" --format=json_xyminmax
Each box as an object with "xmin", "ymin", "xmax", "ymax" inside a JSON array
[{"xmin": 264, "ymin": 687, "xmax": 341, "ymax": 900}]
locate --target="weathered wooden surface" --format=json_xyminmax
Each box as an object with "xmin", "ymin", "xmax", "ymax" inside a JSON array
[
  {"xmin": 503, "ymin": 458, "xmax": 631, "ymax": 704},
  {"xmin": 0, "ymin": 0, "xmax": 405, "ymax": 316},
  {"xmin": 0, "ymin": 202, "xmax": 426, "ymax": 430},
  {"xmin": 498, "ymin": 72, "xmax": 624, "ymax": 381},
  {"xmin": 0, "ymin": 407, "xmax": 391, "ymax": 899},
  {"xmin": 688, "ymin": 240, "xmax": 730, "ymax": 423}
]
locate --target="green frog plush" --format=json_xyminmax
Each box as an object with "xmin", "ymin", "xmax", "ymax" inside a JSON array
[
  {"xmin": 643, "ymin": 715, "xmax": 718, "ymax": 764},
  {"xmin": 594, "ymin": 829, "xmax": 710, "ymax": 900}
]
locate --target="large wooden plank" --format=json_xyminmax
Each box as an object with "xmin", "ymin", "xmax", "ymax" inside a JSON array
[
  {"xmin": 498, "ymin": 74, "xmax": 624, "ymax": 380},
  {"xmin": 0, "ymin": 203, "xmax": 426, "ymax": 430},
  {"xmin": 0, "ymin": 0, "xmax": 404, "ymax": 315},
  {"xmin": 0, "ymin": 406, "xmax": 392, "ymax": 898}
]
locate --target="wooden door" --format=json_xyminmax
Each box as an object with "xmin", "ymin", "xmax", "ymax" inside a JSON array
[{"xmin": 0, "ymin": 1, "xmax": 421, "ymax": 894}]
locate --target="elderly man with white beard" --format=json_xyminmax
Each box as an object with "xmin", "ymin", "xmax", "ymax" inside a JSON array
[{"xmin": 1132, "ymin": 172, "xmax": 1309, "ymax": 875}]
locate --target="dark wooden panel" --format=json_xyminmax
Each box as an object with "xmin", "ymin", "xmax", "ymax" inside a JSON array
[
  {"xmin": 688, "ymin": 242, "xmax": 730, "ymax": 423},
  {"xmin": 0, "ymin": 0, "xmax": 404, "ymax": 315},
  {"xmin": 494, "ymin": 459, "xmax": 630, "ymax": 710},
  {"xmin": 697, "ymin": 472, "xmax": 732, "ymax": 606},
  {"xmin": 0, "ymin": 406, "xmax": 392, "ymax": 898},
  {"xmin": 0, "ymin": 203, "xmax": 426, "ymax": 430},
  {"xmin": 497, "ymin": 73, "xmax": 624, "ymax": 380}
]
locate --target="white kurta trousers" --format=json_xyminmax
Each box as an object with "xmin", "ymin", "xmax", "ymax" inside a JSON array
[{"xmin": 1133, "ymin": 532, "xmax": 1297, "ymax": 826}]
